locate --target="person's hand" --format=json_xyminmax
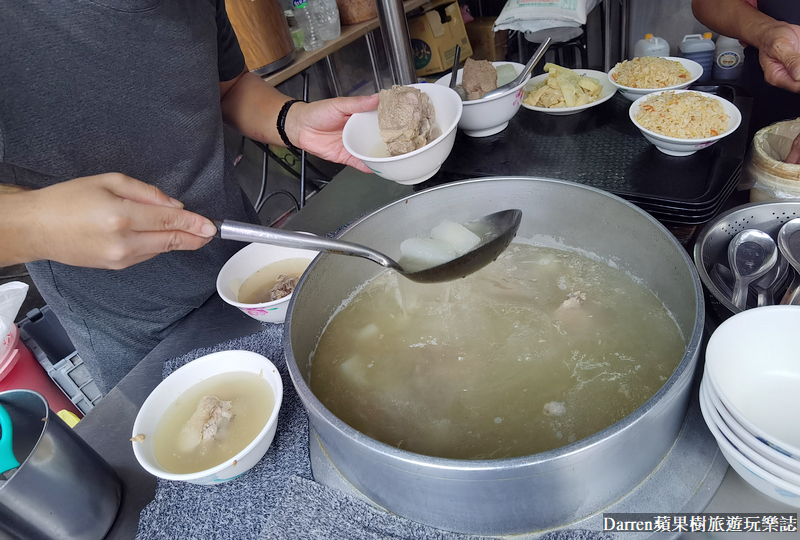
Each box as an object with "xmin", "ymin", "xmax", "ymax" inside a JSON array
[
  {"xmin": 758, "ymin": 22, "xmax": 800, "ymax": 92},
  {"xmin": 285, "ymin": 94, "xmax": 381, "ymax": 173},
  {"xmin": 17, "ymin": 173, "xmax": 217, "ymax": 269},
  {"xmin": 785, "ymin": 133, "xmax": 800, "ymax": 164}
]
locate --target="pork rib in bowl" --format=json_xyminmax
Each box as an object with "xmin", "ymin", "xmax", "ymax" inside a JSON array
[
  {"xmin": 284, "ymin": 178, "xmax": 704, "ymax": 535},
  {"xmin": 342, "ymin": 83, "xmax": 462, "ymax": 185}
]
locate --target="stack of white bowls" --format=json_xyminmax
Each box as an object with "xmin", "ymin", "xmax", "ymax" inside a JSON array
[{"xmin": 699, "ymin": 305, "xmax": 800, "ymax": 507}]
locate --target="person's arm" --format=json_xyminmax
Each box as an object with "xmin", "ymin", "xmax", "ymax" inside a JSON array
[
  {"xmin": 219, "ymin": 69, "xmax": 380, "ymax": 173},
  {"xmin": 692, "ymin": 0, "xmax": 800, "ymax": 92},
  {"xmin": 0, "ymin": 174, "xmax": 217, "ymax": 268},
  {"xmin": 692, "ymin": 0, "xmax": 771, "ymax": 47}
]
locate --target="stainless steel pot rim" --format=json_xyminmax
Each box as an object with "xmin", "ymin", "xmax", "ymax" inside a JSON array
[{"xmin": 285, "ymin": 176, "xmax": 705, "ymax": 470}]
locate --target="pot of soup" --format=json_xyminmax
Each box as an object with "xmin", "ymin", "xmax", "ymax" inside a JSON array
[{"xmin": 284, "ymin": 177, "xmax": 704, "ymax": 535}]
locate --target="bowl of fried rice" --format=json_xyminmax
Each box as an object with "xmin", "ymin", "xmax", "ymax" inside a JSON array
[
  {"xmin": 629, "ymin": 90, "xmax": 742, "ymax": 156},
  {"xmin": 609, "ymin": 56, "xmax": 703, "ymax": 102}
]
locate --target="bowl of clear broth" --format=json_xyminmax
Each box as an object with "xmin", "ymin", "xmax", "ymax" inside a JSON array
[
  {"xmin": 131, "ymin": 350, "xmax": 283, "ymax": 484},
  {"xmin": 216, "ymin": 240, "xmax": 319, "ymax": 323}
]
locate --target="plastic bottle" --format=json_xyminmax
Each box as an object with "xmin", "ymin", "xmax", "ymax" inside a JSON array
[
  {"xmin": 679, "ymin": 32, "xmax": 715, "ymax": 82},
  {"xmin": 633, "ymin": 34, "xmax": 670, "ymax": 58},
  {"xmin": 292, "ymin": 0, "xmax": 323, "ymax": 51},
  {"xmin": 284, "ymin": 9, "xmax": 305, "ymax": 51},
  {"xmin": 714, "ymin": 35, "xmax": 745, "ymax": 81},
  {"xmin": 310, "ymin": 0, "xmax": 341, "ymax": 42}
]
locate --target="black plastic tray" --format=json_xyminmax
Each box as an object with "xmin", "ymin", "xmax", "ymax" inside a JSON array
[{"xmin": 424, "ymin": 85, "xmax": 753, "ymax": 217}]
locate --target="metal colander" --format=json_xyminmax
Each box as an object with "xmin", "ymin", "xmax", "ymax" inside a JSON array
[{"xmin": 694, "ymin": 200, "xmax": 800, "ymax": 317}]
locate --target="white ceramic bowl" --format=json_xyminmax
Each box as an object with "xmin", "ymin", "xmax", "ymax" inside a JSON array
[
  {"xmin": 628, "ymin": 90, "xmax": 742, "ymax": 156},
  {"xmin": 216, "ymin": 240, "xmax": 318, "ymax": 324},
  {"xmin": 705, "ymin": 305, "xmax": 800, "ymax": 459},
  {"xmin": 703, "ymin": 373, "xmax": 800, "ymax": 476},
  {"xmin": 520, "ymin": 69, "xmax": 617, "ymax": 116},
  {"xmin": 608, "ymin": 56, "xmax": 703, "ymax": 102},
  {"xmin": 700, "ymin": 379, "xmax": 800, "ymax": 485},
  {"xmin": 342, "ymin": 83, "xmax": 462, "ymax": 185},
  {"xmin": 434, "ymin": 61, "xmax": 529, "ymax": 136},
  {"xmin": 699, "ymin": 379, "xmax": 800, "ymax": 507},
  {"xmin": 131, "ymin": 350, "xmax": 283, "ymax": 485}
]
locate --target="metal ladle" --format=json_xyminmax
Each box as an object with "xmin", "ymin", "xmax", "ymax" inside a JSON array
[
  {"xmin": 480, "ymin": 37, "xmax": 551, "ymax": 100},
  {"xmin": 727, "ymin": 229, "xmax": 778, "ymax": 311},
  {"xmin": 778, "ymin": 218, "xmax": 800, "ymax": 305},
  {"xmin": 213, "ymin": 209, "xmax": 522, "ymax": 284}
]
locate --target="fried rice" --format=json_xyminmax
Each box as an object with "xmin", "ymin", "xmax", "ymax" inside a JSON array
[
  {"xmin": 612, "ymin": 57, "xmax": 691, "ymax": 89},
  {"xmin": 634, "ymin": 91, "xmax": 730, "ymax": 139}
]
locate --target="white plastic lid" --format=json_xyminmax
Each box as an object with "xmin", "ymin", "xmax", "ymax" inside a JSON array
[
  {"xmin": 715, "ymin": 36, "xmax": 744, "ymax": 50},
  {"xmin": 679, "ymin": 33, "xmax": 715, "ymax": 52}
]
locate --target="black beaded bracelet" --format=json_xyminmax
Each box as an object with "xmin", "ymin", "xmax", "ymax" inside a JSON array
[{"xmin": 277, "ymin": 99, "xmax": 303, "ymax": 152}]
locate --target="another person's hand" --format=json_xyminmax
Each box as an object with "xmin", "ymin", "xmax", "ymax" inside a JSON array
[
  {"xmin": 286, "ymin": 94, "xmax": 380, "ymax": 173},
  {"xmin": 4, "ymin": 173, "xmax": 216, "ymax": 269},
  {"xmin": 758, "ymin": 22, "xmax": 800, "ymax": 92},
  {"xmin": 785, "ymin": 133, "xmax": 800, "ymax": 164}
]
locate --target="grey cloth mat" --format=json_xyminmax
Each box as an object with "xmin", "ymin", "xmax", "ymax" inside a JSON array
[{"xmin": 135, "ymin": 325, "xmax": 616, "ymax": 540}]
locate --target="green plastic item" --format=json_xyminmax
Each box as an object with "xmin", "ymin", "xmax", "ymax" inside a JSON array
[{"xmin": 0, "ymin": 404, "xmax": 20, "ymax": 474}]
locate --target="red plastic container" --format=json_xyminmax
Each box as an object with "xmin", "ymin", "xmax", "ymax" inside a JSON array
[{"xmin": 0, "ymin": 324, "xmax": 82, "ymax": 417}]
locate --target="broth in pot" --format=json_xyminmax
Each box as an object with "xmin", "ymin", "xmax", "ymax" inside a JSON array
[{"xmin": 310, "ymin": 243, "xmax": 685, "ymax": 460}]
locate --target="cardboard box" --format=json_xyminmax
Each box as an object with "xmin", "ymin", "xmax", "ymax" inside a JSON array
[
  {"xmin": 465, "ymin": 17, "xmax": 507, "ymax": 62},
  {"xmin": 408, "ymin": 0, "xmax": 473, "ymax": 76}
]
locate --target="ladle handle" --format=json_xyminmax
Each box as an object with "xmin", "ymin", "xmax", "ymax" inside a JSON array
[
  {"xmin": 213, "ymin": 220, "xmax": 400, "ymax": 271},
  {"xmin": 780, "ymin": 273, "xmax": 800, "ymax": 305},
  {"xmin": 516, "ymin": 37, "xmax": 551, "ymax": 85},
  {"xmin": 730, "ymin": 279, "xmax": 751, "ymax": 311}
]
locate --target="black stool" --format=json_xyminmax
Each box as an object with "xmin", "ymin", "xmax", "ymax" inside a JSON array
[{"xmin": 518, "ymin": 26, "xmax": 588, "ymax": 70}]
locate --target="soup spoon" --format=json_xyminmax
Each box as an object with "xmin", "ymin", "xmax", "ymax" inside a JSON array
[
  {"xmin": 752, "ymin": 254, "xmax": 789, "ymax": 306},
  {"xmin": 727, "ymin": 229, "xmax": 778, "ymax": 311},
  {"xmin": 778, "ymin": 218, "xmax": 800, "ymax": 305},
  {"xmin": 212, "ymin": 209, "xmax": 522, "ymax": 284}
]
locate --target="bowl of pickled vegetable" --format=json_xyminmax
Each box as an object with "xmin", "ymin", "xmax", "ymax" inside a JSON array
[{"xmin": 522, "ymin": 64, "xmax": 616, "ymax": 116}]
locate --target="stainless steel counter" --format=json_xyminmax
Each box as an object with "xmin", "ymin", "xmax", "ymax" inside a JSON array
[{"xmin": 74, "ymin": 169, "xmax": 796, "ymax": 539}]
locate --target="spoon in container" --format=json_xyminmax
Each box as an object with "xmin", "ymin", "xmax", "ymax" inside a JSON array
[
  {"xmin": 752, "ymin": 254, "xmax": 789, "ymax": 306},
  {"xmin": 480, "ymin": 37, "xmax": 551, "ymax": 100},
  {"xmin": 727, "ymin": 229, "xmax": 778, "ymax": 310},
  {"xmin": 778, "ymin": 218, "xmax": 800, "ymax": 305},
  {"xmin": 213, "ymin": 209, "xmax": 522, "ymax": 284},
  {"xmin": 449, "ymin": 45, "xmax": 461, "ymax": 90}
]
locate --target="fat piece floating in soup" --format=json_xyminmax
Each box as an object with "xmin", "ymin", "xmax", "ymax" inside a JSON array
[{"xmin": 310, "ymin": 243, "xmax": 685, "ymax": 460}]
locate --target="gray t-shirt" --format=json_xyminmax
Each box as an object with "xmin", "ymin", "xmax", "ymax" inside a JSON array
[{"xmin": 1, "ymin": 0, "xmax": 258, "ymax": 393}]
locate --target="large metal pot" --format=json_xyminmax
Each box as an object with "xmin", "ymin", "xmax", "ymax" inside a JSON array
[{"xmin": 284, "ymin": 177, "xmax": 704, "ymax": 535}]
